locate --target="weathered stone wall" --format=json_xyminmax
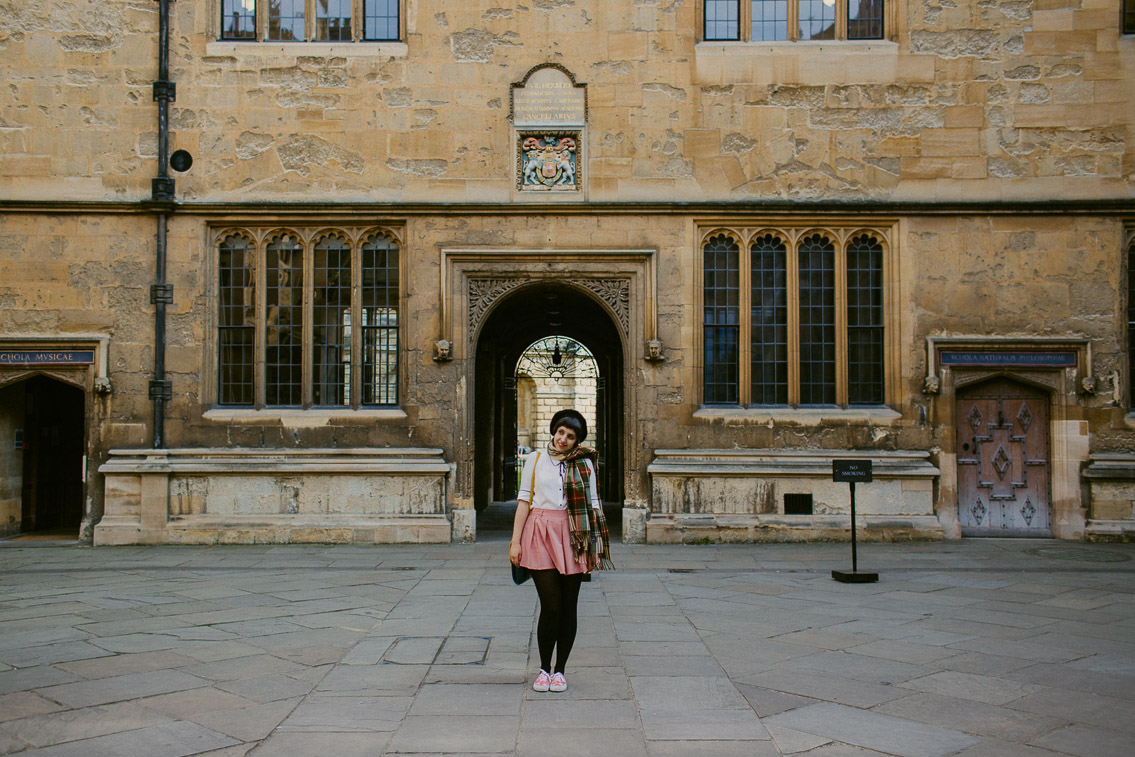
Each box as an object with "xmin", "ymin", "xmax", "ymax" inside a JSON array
[
  {"xmin": 0, "ymin": 1, "xmax": 1130, "ymax": 202},
  {"xmin": 0, "ymin": 382, "xmax": 25, "ymax": 537}
]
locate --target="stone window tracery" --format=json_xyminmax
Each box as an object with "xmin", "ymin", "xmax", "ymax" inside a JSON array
[
  {"xmin": 703, "ymin": 0, "xmax": 885, "ymax": 42},
  {"xmin": 215, "ymin": 225, "xmax": 400, "ymax": 409},
  {"xmin": 701, "ymin": 226, "xmax": 888, "ymax": 408}
]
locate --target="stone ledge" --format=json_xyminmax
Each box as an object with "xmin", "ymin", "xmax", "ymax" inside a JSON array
[
  {"xmin": 645, "ymin": 514, "xmax": 945, "ymax": 544},
  {"xmin": 649, "ymin": 448, "xmax": 938, "ymax": 478},
  {"xmin": 1084, "ymin": 520, "xmax": 1135, "ymax": 543},
  {"xmin": 99, "ymin": 447, "xmax": 450, "ymax": 475}
]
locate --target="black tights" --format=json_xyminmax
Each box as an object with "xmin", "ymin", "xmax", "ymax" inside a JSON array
[{"xmin": 531, "ymin": 569, "xmax": 584, "ymax": 674}]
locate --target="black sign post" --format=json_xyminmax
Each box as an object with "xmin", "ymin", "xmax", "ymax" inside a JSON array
[{"xmin": 831, "ymin": 459, "xmax": 879, "ymax": 584}]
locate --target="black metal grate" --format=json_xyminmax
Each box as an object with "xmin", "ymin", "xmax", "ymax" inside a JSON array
[{"xmin": 784, "ymin": 493, "xmax": 813, "ymax": 514}]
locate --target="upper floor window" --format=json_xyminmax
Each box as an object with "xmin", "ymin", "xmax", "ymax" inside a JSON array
[
  {"xmin": 216, "ymin": 226, "xmax": 400, "ymax": 409},
  {"xmin": 221, "ymin": 0, "xmax": 401, "ymax": 42},
  {"xmin": 702, "ymin": 226, "xmax": 889, "ymax": 408},
  {"xmin": 704, "ymin": 0, "xmax": 884, "ymax": 42}
]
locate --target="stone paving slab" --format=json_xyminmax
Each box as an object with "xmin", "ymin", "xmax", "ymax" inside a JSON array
[{"xmin": 0, "ymin": 539, "xmax": 1134, "ymax": 755}]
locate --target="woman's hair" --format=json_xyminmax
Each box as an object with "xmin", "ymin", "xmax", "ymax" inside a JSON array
[{"xmin": 549, "ymin": 409, "xmax": 587, "ymax": 444}]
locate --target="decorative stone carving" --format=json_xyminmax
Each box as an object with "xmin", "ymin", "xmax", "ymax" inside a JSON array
[
  {"xmin": 433, "ymin": 340, "xmax": 452, "ymax": 362},
  {"xmin": 644, "ymin": 339, "xmax": 664, "ymax": 362},
  {"xmin": 468, "ymin": 277, "xmax": 630, "ymax": 337},
  {"xmin": 94, "ymin": 377, "xmax": 114, "ymax": 395},
  {"xmin": 468, "ymin": 278, "xmax": 526, "ymax": 332},
  {"xmin": 1079, "ymin": 375, "xmax": 1097, "ymax": 396},
  {"xmin": 581, "ymin": 278, "xmax": 630, "ymax": 334},
  {"xmin": 922, "ymin": 374, "xmax": 940, "ymax": 395}
]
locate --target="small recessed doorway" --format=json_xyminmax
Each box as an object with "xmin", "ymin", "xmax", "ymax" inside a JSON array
[
  {"xmin": 0, "ymin": 376, "xmax": 85, "ymax": 539},
  {"xmin": 474, "ymin": 282, "xmax": 624, "ymax": 537}
]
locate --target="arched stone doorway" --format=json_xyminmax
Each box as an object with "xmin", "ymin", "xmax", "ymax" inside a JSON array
[
  {"xmin": 473, "ymin": 282, "xmax": 624, "ymax": 532},
  {"xmin": 0, "ymin": 375, "xmax": 86, "ymax": 538}
]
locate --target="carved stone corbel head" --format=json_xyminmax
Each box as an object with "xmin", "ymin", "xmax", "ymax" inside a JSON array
[
  {"xmin": 922, "ymin": 374, "xmax": 940, "ymax": 395},
  {"xmin": 433, "ymin": 340, "xmax": 452, "ymax": 362},
  {"xmin": 644, "ymin": 339, "xmax": 664, "ymax": 362}
]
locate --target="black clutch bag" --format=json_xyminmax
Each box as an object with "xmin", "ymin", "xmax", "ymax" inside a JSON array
[{"xmin": 511, "ymin": 563, "xmax": 530, "ymax": 585}]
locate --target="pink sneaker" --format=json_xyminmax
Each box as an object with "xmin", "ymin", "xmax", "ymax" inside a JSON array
[
  {"xmin": 549, "ymin": 672, "xmax": 567, "ymax": 692},
  {"xmin": 532, "ymin": 669, "xmax": 551, "ymax": 692}
]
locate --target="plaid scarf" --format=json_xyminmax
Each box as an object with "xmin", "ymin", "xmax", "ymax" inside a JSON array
[{"xmin": 561, "ymin": 446, "xmax": 614, "ymax": 572}]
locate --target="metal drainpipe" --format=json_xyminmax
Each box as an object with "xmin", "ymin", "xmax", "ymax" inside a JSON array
[{"xmin": 149, "ymin": 0, "xmax": 176, "ymax": 448}]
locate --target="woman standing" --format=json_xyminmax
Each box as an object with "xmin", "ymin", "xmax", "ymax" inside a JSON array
[{"xmin": 509, "ymin": 409, "xmax": 613, "ymax": 692}]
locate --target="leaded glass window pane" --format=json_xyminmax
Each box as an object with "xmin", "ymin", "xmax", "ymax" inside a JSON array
[
  {"xmin": 221, "ymin": 0, "xmax": 257, "ymax": 40},
  {"xmin": 798, "ymin": 234, "xmax": 835, "ymax": 405},
  {"xmin": 362, "ymin": 234, "xmax": 399, "ymax": 406},
  {"xmin": 705, "ymin": 0, "xmax": 740, "ymax": 41},
  {"xmin": 848, "ymin": 0, "xmax": 884, "ymax": 40},
  {"xmin": 269, "ymin": 0, "xmax": 305, "ymax": 41},
  {"xmin": 313, "ymin": 236, "xmax": 351, "ymax": 406},
  {"xmin": 1125, "ymin": 0, "xmax": 1135, "ymax": 35},
  {"xmin": 266, "ymin": 235, "xmax": 304, "ymax": 406},
  {"xmin": 364, "ymin": 0, "xmax": 400, "ymax": 41},
  {"xmin": 316, "ymin": 0, "xmax": 352, "ymax": 41},
  {"xmin": 704, "ymin": 234, "xmax": 741, "ymax": 404},
  {"xmin": 799, "ymin": 0, "xmax": 836, "ymax": 40},
  {"xmin": 218, "ymin": 236, "xmax": 255, "ymax": 405},
  {"xmin": 847, "ymin": 235, "xmax": 884, "ymax": 405},
  {"xmin": 751, "ymin": 0, "xmax": 788, "ymax": 41},
  {"xmin": 750, "ymin": 234, "xmax": 788, "ymax": 404}
]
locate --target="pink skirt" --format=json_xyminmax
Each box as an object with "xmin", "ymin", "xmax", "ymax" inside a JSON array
[{"xmin": 519, "ymin": 508, "xmax": 590, "ymax": 575}]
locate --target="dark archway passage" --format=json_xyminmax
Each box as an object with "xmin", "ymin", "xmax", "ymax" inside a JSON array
[
  {"xmin": 474, "ymin": 282, "xmax": 624, "ymax": 534},
  {"xmin": 0, "ymin": 375, "xmax": 85, "ymax": 537}
]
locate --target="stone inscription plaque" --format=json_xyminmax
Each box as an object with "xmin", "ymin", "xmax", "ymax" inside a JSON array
[{"xmin": 512, "ymin": 66, "xmax": 585, "ymax": 127}]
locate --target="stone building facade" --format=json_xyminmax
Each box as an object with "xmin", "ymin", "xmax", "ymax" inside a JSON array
[{"xmin": 0, "ymin": 0, "xmax": 1133, "ymax": 544}]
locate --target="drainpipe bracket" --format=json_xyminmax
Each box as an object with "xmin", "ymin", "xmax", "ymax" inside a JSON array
[
  {"xmin": 148, "ymin": 380, "xmax": 172, "ymax": 402},
  {"xmin": 150, "ymin": 284, "xmax": 174, "ymax": 305},
  {"xmin": 152, "ymin": 177, "xmax": 175, "ymax": 201},
  {"xmin": 152, "ymin": 80, "xmax": 177, "ymax": 102}
]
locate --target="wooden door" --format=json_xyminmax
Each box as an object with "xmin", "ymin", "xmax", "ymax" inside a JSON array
[{"xmin": 956, "ymin": 378, "xmax": 1051, "ymax": 535}]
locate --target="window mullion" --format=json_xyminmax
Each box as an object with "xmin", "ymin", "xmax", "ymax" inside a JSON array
[
  {"xmin": 256, "ymin": 0, "xmax": 266, "ymax": 42},
  {"xmin": 739, "ymin": 231, "xmax": 753, "ymax": 406},
  {"xmin": 834, "ymin": 236, "xmax": 849, "ymax": 407},
  {"xmin": 837, "ymin": 0, "xmax": 847, "ymax": 40},
  {"xmin": 786, "ymin": 235, "xmax": 800, "ymax": 406},
  {"xmin": 741, "ymin": 0, "xmax": 752, "ymax": 41},
  {"xmin": 788, "ymin": 0, "xmax": 799, "ymax": 41},
  {"xmin": 307, "ymin": 0, "xmax": 317, "ymax": 42},
  {"xmin": 353, "ymin": 0, "xmax": 363, "ymax": 42}
]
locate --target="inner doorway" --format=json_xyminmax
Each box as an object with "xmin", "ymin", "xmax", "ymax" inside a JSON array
[
  {"xmin": 474, "ymin": 282, "xmax": 624, "ymax": 535},
  {"xmin": 0, "ymin": 375, "xmax": 85, "ymax": 538},
  {"xmin": 956, "ymin": 377, "xmax": 1052, "ymax": 536}
]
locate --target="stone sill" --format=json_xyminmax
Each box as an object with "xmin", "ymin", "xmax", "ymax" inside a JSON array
[
  {"xmin": 203, "ymin": 408, "xmax": 408, "ymax": 427},
  {"xmin": 204, "ymin": 41, "xmax": 408, "ymax": 58},
  {"xmin": 695, "ymin": 40, "xmax": 898, "ymax": 55},
  {"xmin": 99, "ymin": 447, "xmax": 449, "ymax": 475},
  {"xmin": 1084, "ymin": 453, "xmax": 1135, "ymax": 480},
  {"xmin": 693, "ymin": 406, "xmax": 902, "ymax": 425},
  {"xmin": 649, "ymin": 448, "xmax": 938, "ymax": 478}
]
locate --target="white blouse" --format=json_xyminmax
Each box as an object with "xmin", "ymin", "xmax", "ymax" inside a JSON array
[{"xmin": 517, "ymin": 449, "xmax": 601, "ymax": 511}]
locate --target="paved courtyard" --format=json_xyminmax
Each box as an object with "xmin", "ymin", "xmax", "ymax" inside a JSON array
[{"xmin": 1, "ymin": 538, "xmax": 1134, "ymax": 756}]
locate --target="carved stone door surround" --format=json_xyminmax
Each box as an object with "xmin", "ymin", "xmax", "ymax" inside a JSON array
[
  {"xmin": 923, "ymin": 337, "xmax": 1093, "ymax": 539},
  {"xmin": 440, "ymin": 247, "xmax": 659, "ymax": 516}
]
